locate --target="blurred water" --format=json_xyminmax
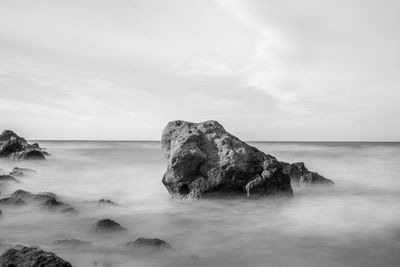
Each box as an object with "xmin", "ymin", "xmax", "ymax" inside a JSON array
[{"xmin": 0, "ymin": 141, "xmax": 400, "ymax": 267}]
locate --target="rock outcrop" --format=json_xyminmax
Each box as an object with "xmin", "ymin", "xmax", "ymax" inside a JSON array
[
  {"xmin": 161, "ymin": 120, "xmax": 333, "ymax": 198},
  {"xmin": 126, "ymin": 238, "xmax": 171, "ymax": 252},
  {"xmin": 281, "ymin": 162, "xmax": 334, "ymax": 185},
  {"xmin": 51, "ymin": 239, "xmax": 92, "ymax": 247},
  {"xmin": 0, "ymin": 130, "xmax": 47, "ymax": 160},
  {"xmin": 9, "ymin": 167, "xmax": 37, "ymax": 177},
  {"xmin": 0, "ymin": 245, "xmax": 72, "ymax": 267}
]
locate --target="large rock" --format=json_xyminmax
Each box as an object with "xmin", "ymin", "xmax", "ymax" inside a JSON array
[
  {"xmin": 161, "ymin": 120, "xmax": 334, "ymax": 198},
  {"xmin": 0, "ymin": 130, "xmax": 47, "ymax": 160},
  {"xmin": 0, "ymin": 245, "xmax": 72, "ymax": 267},
  {"xmin": 161, "ymin": 120, "xmax": 294, "ymax": 198}
]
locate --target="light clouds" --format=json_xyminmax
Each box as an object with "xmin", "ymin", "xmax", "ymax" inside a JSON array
[{"xmin": 0, "ymin": 0, "xmax": 399, "ymax": 140}]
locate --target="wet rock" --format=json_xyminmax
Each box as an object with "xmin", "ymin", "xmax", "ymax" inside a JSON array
[
  {"xmin": 162, "ymin": 120, "xmax": 294, "ymax": 198},
  {"xmin": 9, "ymin": 167, "xmax": 36, "ymax": 177},
  {"xmin": 11, "ymin": 189, "xmax": 35, "ymax": 199},
  {"xmin": 0, "ymin": 130, "xmax": 47, "ymax": 160},
  {"xmin": 0, "ymin": 245, "xmax": 72, "ymax": 267},
  {"xmin": 93, "ymin": 219, "xmax": 127, "ymax": 233},
  {"xmin": 126, "ymin": 238, "xmax": 171, "ymax": 252},
  {"xmin": 34, "ymin": 192, "xmax": 59, "ymax": 201},
  {"xmin": 51, "ymin": 239, "xmax": 92, "ymax": 247},
  {"xmin": 281, "ymin": 162, "xmax": 334, "ymax": 186},
  {"xmin": 0, "ymin": 197, "xmax": 26, "ymax": 206}
]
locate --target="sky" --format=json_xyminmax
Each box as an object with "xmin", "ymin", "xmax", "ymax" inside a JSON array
[{"xmin": 0, "ymin": 0, "xmax": 399, "ymax": 141}]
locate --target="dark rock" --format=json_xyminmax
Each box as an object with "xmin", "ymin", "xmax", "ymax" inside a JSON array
[
  {"xmin": 126, "ymin": 238, "xmax": 171, "ymax": 252},
  {"xmin": 40, "ymin": 197, "xmax": 65, "ymax": 209},
  {"xmin": 0, "ymin": 197, "xmax": 26, "ymax": 206},
  {"xmin": 281, "ymin": 162, "xmax": 334, "ymax": 185},
  {"xmin": 0, "ymin": 175, "xmax": 20, "ymax": 183},
  {"xmin": 161, "ymin": 120, "xmax": 294, "ymax": 198},
  {"xmin": 0, "ymin": 245, "xmax": 72, "ymax": 267},
  {"xmin": 9, "ymin": 167, "xmax": 36, "ymax": 177},
  {"xmin": 93, "ymin": 219, "xmax": 127, "ymax": 233},
  {"xmin": 35, "ymin": 192, "xmax": 58, "ymax": 201},
  {"xmin": 60, "ymin": 207, "xmax": 79, "ymax": 214},
  {"xmin": 51, "ymin": 239, "xmax": 92, "ymax": 247},
  {"xmin": 0, "ymin": 129, "xmax": 47, "ymax": 160},
  {"xmin": 96, "ymin": 199, "xmax": 117, "ymax": 206}
]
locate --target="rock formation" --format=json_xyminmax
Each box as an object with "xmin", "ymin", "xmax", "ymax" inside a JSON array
[
  {"xmin": 161, "ymin": 120, "xmax": 333, "ymax": 198},
  {"xmin": 126, "ymin": 238, "xmax": 171, "ymax": 252},
  {"xmin": 93, "ymin": 219, "xmax": 127, "ymax": 233},
  {"xmin": 0, "ymin": 130, "xmax": 47, "ymax": 160},
  {"xmin": 0, "ymin": 245, "xmax": 72, "ymax": 267},
  {"xmin": 281, "ymin": 162, "xmax": 334, "ymax": 185}
]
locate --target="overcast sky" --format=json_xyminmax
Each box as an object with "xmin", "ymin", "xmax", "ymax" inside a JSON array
[{"xmin": 0, "ymin": 0, "xmax": 399, "ymax": 140}]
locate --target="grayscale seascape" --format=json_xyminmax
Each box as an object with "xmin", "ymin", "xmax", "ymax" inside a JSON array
[{"xmin": 1, "ymin": 141, "xmax": 399, "ymax": 266}]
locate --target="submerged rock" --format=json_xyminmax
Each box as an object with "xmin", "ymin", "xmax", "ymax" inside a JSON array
[
  {"xmin": 9, "ymin": 167, "xmax": 37, "ymax": 177},
  {"xmin": 0, "ymin": 175, "xmax": 20, "ymax": 183},
  {"xmin": 126, "ymin": 238, "xmax": 171, "ymax": 252},
  {"xmin": 51, "ymin": 239, "xmax": 92, "ymax": 247},
  {"xmin": 0, "ymin": 197, "xmax": 26, "ymax": 206},
  {"xmin": 93, "ymin": 219, "xmax": 127, "ymax": 233},
  {"xmin": 281, "ymin": 162, "xmax": 334, "ymax": 185},
  {"xmin": 0, "ymin": 245, "xmax": 72, "ymax": 267},
  {"xmin": 0, "ymin": 130, "xmax": 47, "ymax": 160},
  {"xmin": 162, "ymin": 120, "xmax": 293, "ymax": 198},
  {"xmin": 162, "ymin": 120, "xmax": 333, "ymax": 198},
  {"xmin": 11, "ymin": 189, "xmax": 35, "ymax": 199},
  {"xmin": 96, "ymin": 199, "xmax": 117, "ymax": 206}
]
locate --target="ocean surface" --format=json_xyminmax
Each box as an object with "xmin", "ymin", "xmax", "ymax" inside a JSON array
[{"xmin": 1, "ymin": 141, "xmax": 400, "ymax": 267}]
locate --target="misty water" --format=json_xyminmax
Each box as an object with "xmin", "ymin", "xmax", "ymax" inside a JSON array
[{"xmin": 1, "ymin": 141, "xmax": 400, "ymax": 267}]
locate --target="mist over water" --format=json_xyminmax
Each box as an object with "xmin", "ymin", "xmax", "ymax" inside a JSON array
[{"xmin": 1, "ymin": 141, "xmax": 400, "ymax": 267}]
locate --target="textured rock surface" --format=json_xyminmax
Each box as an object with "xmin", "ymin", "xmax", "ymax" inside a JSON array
[
  {"xmin": 162, "ymin": 120, "xmax": 293, "ymax": 198},
  {"xmin": 161, "ymin": 120, "xmax": 333, "ymax": 198},
  {"xmin": 126, "ymin": 238, "xmax": 171, "ymax": 252},
  {"xmin": 0, "ymin": 245, "xmax": 72, "ymax": 267},
  {"xmin": 0, "ymin": 130, "xmax": 47, "ymax": 160}
]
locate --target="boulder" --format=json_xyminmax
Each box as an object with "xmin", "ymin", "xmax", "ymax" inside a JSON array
[
  {"xmin": 126, "ymin": 238, "xmax": 171, "ymax": 252},
  {"xmin": 0, "ymin": 130, "xmax": 47, "ymax": 160},
  {"xmin": 281, "ymin": 162, "xmax": 334, "ymax": 185},
  {"xmin": 0, "ymin": 245, "xmax": 72, "ymax": 267},
  {"xmin": 161, "ymin": 120, "xmax": 334, "ymax": 198},
  {"xmin": 93, "ymin": 219, "xmax": 127, "ymax": 233},
  {"xmin": 161, "ymin": 120, "xmax": 293, "ymax": 198}
]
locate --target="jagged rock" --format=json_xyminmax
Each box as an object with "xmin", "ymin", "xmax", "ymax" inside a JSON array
[
  {"xmin": 0, "ymin": 245, "xmax": 72, "ymax": 267},
  {"xmin": 93, "ymin": 219, "xmax": 127, "ymax": 233},
  {"xmin": 281, "ymin": 162, "xmax": 334, "ymax": 185},
  {"xmin": 0, "ymin": 130, "xmax": 47, "ymax": 160},
  {"xmin": 9, "ymin": 167, "xmax": 36, "ymax": 177},
  {"xmin": 0, "ymin": 197, "xmax": 26, "ymax": 206},
  {"xmin": 126, "ymin": 238, "xmax": 171, "ymax": 252},
  {"xmin": 161, "ymin": 120, "xmax": 294, "ymax": 198},
  {"xmin": 51, "ymin": 239, "xmax": 92, "ymax": 247}
]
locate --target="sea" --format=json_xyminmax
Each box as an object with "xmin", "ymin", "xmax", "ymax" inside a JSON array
[{"xmin": 0, "ymin": 141, "xmax": 400, "ymax": 267}]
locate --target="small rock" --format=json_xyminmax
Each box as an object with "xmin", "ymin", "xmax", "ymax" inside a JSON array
[
  {"xmin": 51, "ymin": 239, "xmax": 92, "ymax": 247},
  {"xmin": 93, "ymin": 219, "xmax": 127, "ymax": 233},
  {"xmin": 0, "ymin": 197, "xmax": 26, "ymax": 206},
  {"xmin": 126, "ymin": 238, "xmax": 171, "ymax": 252},
  {"xmin": 0, "ymin": 245, "xmax": 72, "ymax": 267},
  {"xmin": 97, "ymin": 199, "xmax": 117, "ymax": 206},
  {"xmin": 11, "ymin": 189, "xmax": 34, "ymax": 199},
  {"xmin": 9, "ymin": 167, "xmax": 36, "ymax": 177},
  {"xmin": 0, "ymin": 175, "xmax": 20, "ymax": 183}
]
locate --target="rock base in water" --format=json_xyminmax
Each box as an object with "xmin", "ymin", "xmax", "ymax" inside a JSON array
[{"xmin": 0, "ymin": 130, "xmax": 47, "ymax": 160}]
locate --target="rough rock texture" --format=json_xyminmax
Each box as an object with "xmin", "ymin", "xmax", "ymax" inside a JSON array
[
  {"xmin": 0, "ymin": 130, "xmax": 47, "ymax": 160},
  {"xmin": 0, "ymin": 245, "xmax": 72, "ymax": 267},
  {"xmin": 281, "ymin": 162, "xmax": 334, "ymax": 185},
  {"xmin": 126, "ymin": 238, "xmax": 171, "ymax": 252},
  {"xmin": 161, "ymin": 120, "xmax": 333, "ymax": 198},
  {"xmin": 162, "ymin": 120, "xmax": 294, "ymax": 198},
  {"xmin": 93, "ymin": 219, "xmax": 127, "ymax": 233}
]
